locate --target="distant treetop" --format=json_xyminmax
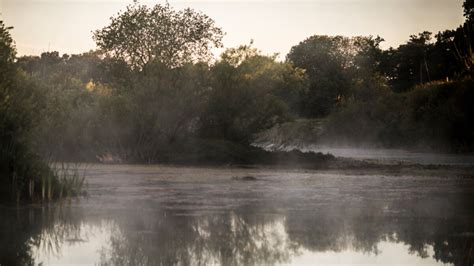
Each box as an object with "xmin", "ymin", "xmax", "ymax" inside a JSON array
[{"xmin": 93, "ymin": 2, "xmax": 224, "ymax": 69}]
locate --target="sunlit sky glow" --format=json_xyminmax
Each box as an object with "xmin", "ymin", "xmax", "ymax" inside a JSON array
[{"xmin": 0, "ymin": 0, "xmax": 465, "ymax": 57}]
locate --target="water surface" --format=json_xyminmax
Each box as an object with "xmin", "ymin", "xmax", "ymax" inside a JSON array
[
  {"xmin": 1, "ymin": 164, "xmax": 473, "ymax": 265},
  {"xmin": 302, "ymin": 146, "xmax": 474, "ymax": 166}
]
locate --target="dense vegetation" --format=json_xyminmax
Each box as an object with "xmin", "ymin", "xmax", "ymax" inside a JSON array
[
  {"xmin": 286, "ymin": 0, "xmax": 474, "ymax": 151},
  {"xmin": 0, "ymin": 1, "xmax": 473, "ymax": 201},
  {"xmin": 0, "ymin": 21, "xmax": 85, "ymax": 203}
]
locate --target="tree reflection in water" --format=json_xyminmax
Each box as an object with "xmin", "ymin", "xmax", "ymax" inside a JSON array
[
  {"xmin": 1, "ymin": 173, "xmax": 473, "ymax": 265},
  {"xmin": 98, "ymin": 211, "xmax": 296, "ymax": 265},
  {"xmin": 0, "ymin": 205, "xmax": 85, "ymax": 266},
  {"xmin": 1, "ymin": 204, "xmax": 471, "ymax": 265}
]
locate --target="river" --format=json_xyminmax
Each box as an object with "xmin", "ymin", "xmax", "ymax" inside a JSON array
[{"xmin": 1, "ymin": 164, "xmax": 473, "ymax": 265}]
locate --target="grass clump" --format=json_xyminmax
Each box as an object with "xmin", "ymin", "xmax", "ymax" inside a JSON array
[{"xmin": 51, "ymin": 163, "xmax": 87, "ymax": 200}]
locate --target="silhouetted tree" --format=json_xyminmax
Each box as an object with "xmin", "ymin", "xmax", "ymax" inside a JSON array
[
  {"xmin": 287, "ymin": 36, "xmax": 353, "ymax": 117},
  {"xmin": 93, "ymin": 2, "xmax": 224, "ymax": 69},
  {"xmin": 380, "ymin": 31, "xmax": 434, "ymax": 92}
]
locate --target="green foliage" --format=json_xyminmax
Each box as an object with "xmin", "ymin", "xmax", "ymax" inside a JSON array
[
  {"xmin": 287, "ymin": 35, "xmax": 384, "ymax": 117},
  {"xmin": 322, "ymin": 77, "xmax": 403, "ymax": 146},
  {"xmin": 0, "ymin": 46, "xmax": 30, "ymax": 200},
  {"xmin": 200, "ymin": 44, "xmax": 307, "ymax": 143},
  {"xmin": 285, "ymin": 2, "xmax": 473, "ymax": 151},
  {"xmin": 323, "ymin": 79, "xmax": 474, "ymax": 151},
  {"xmin": 15, "ymin": 52, "xmax": 103, "ymax": 160},
  {"xmin": 13, "ymin": 39, "xmax": 309, "ymax": 162},
  {"xmin": 93, "ymin": 2, "xmax": 223, "ymax": 69},
  {"xmin": 98, "ymin": 61, "xmax": 211, "ymax": 162},
  {"xmin": 381, "ymin": 21, "xmax": 472, "ymax": 92},
  {"xmin": 319, "ymin": 1, "xmax": 473, "ymax": 151},
  {"xmin": 0, "ymin": 22, "xmax": 87, "ymax": 203},
  {"xmin": 381, "ymin": 32, "xmax": 437, "ymax": 92},
  {"xmin": 0, "ymin": 20, "xmax": 41, "ymax": 201},
  {"xmin": 405, "ymin": 79, "xmax": 474, "ymax": 151}
]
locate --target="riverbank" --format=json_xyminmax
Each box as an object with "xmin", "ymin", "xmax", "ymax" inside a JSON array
[
  {"xmin": 87, "ymin": 138, "xmax": 474, "ymax": 177},
  {"xmin": 85, "ymin": 157, "xmax": 474, "ymax": 180}
]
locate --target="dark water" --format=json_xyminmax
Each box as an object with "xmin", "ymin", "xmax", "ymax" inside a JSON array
[{"xmin": 1, "ymin": 165, "xmax": 473, "ymax": 265}]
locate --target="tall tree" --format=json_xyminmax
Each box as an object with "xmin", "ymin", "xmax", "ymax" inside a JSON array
[
  {"xmin": 381, "ymin": 32, "xmax": 434, "ymax": 92},
  {"xmin": 93, "ymin": 2, "xmax": 224, "ymax": 69},
  {"xmin": 287, "ymin": 35, "xmax": 383, "ymax": 117}
]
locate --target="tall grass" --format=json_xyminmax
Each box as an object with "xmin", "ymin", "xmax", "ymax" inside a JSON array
[
  {"xmin": 50, "ymin": 162, "xmax": 87, "ymax": 200},
  {"xmin": 8, "ymin": 162, "xmax": 88, "ymax": 204}
]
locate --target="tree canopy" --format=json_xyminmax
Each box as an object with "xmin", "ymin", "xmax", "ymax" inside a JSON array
[
  {"xmin": 200, "ymin": 44, "xmax": 307, "ymax": 143},
  {"xmin": 93, "ymin": 2, "xmax": 224, "ymax": 69},
  {"xmin": 287, "ymin": 35, "xmax": 384, "ymax": 117}
]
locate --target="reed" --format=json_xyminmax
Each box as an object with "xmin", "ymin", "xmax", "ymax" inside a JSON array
[{"xmin": 50, "ymin": 162, "xmax": 87, "ymax": 200}]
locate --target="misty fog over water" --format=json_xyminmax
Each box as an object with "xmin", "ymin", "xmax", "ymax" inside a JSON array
[{"xmin": 1, "ymin": 164, "xmax": 473, "ymax": 265}]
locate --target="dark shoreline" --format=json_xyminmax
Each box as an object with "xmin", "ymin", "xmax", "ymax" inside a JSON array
[{"xmin": 71, "ymin": 156, "xmax": 474, "ymax": 179}]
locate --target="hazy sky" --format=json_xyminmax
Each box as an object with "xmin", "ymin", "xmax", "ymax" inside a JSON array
[{"xmin": 0, "ymin": 0, "xmax": 466, "ymax": 57}]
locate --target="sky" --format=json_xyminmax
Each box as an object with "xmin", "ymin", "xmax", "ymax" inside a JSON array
[{"xmin": 0, "ymin": 0, "xmax": 466, "ymax": 58}]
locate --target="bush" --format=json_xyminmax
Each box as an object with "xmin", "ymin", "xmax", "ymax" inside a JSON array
[
  {"xmin": 404, "ymin": 79, "xmax": 474, "ymax": 151},
  {"xmin": 322, "ymin": 78, "xmax": 474, "ymax": 152}
]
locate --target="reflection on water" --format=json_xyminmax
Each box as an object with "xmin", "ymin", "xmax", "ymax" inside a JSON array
[{"xmin": 1, "ymin": 165, "xmax": 473, "ymax": 265}]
